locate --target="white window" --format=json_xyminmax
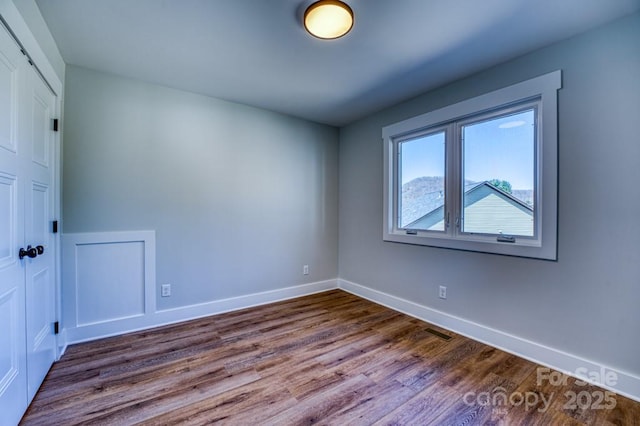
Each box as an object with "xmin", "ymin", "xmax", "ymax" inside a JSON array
[{"xmin": 383, "ymin": 71, "xmax": 561, "ymax": 260}]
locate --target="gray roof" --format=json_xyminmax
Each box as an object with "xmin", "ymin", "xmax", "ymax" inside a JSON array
[{"xmin": 404, "ymin": 181, "xmax": 533, "ymax": 229}]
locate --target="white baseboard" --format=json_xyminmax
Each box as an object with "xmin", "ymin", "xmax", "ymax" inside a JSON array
[
  {"xmin": 56, "ymin": 328, "xmax": 68, "ymax": 360},
  {"xmin": 337, "ymin": 278, "xmax": 640, "ymax": 403},
  {"xmin": 65, "ymin": 279, "xmax": 338, "ymax": 344},
  {"xmin": 62, "ymin": 231, "xmax": 340, "ymax": 347}
]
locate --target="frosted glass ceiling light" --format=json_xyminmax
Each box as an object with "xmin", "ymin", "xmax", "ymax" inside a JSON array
[{"xmin": 304, "ymin": 0, "xmax": 353, "ymax": 40}]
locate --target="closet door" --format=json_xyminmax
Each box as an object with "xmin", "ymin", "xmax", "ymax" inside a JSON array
[
  {"xmin": 0, "ymin": 22, "xmax": 29, "ymax": 426},
  {"xmin": 24, "ymin": 63, "xmax": 57, "ymax": 402},
  {"xmin": 0, "ymin": 20, "xmax": 58, "ymax": 423}
]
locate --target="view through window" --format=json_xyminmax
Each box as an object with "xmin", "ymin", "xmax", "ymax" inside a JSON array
[
  {"xmin": 400, "ymin": 130, "xmax": 445, "ymax": 230},
  {"xmin": 461, "ymin": 108, "xmax": 535, "ymax": 236}
]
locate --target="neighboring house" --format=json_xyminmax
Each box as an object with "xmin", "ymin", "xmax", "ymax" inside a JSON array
[{"xmin": 406, "ymin": 182, "xmax": 534, "ymax": 236}]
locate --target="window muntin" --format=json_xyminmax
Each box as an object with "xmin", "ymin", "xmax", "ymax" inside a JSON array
[{"xmin": 382, "ymin": 71, "xmax": 560, "ymax": 260}]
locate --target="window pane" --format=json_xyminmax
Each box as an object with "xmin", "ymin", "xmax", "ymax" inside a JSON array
[
  {"xmin": 399, "ymin": 131, "xmax": 445, "ymax": 230},
  {"xmin": 462, "ymin": 109, "xmax": 535, "ymax": 236}
]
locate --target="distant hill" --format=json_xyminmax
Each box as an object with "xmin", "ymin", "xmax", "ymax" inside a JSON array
[
  {"xmin": 401, "ymin": 176, "xmax": 533, "ymax": 226},
  {"xmin": 512, "ymin": 189, "xmax": 534, "ymax": 206}
]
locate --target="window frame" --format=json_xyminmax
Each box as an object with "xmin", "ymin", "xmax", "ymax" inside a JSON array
[{"xmin": 383, "ymin": 71, "xmax": 561, "ymax": 260}]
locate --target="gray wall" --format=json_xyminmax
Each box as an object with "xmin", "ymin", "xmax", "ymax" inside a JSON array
[
  {"xmin": 63, "ymin": 66, "xmax": 339, "ymax": 310},
  {"xmin": 339, "ymin": 12, "xmax": 640, "ymax": 375}
]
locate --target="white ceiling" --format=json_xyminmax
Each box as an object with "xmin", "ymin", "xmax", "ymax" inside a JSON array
[{"xmin": 36, "ymin": 0, "xmax": 640, "ymax": 126}]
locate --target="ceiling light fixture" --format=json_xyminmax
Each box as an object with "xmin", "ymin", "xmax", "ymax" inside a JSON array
[{"xmin": 304, "ymin": 0, "xmax": 354, "ymax": 40}]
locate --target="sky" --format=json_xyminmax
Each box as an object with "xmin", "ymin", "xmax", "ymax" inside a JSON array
[{"xmin": 400, "ymin": 109, "xmax": 535, "ymax": 190}]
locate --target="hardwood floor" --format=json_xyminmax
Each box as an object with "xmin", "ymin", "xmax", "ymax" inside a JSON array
[{"xmin": 21, "ymin": 290, "xmax": 640, "ymax": 425}]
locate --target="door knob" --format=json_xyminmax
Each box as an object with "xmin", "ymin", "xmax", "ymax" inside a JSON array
[{"xmin": 19, "ymin": 245, "xmax": 38, "ymax": 259}]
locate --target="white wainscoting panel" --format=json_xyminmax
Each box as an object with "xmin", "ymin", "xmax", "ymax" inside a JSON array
[
  {"xmin": 75, "ymin": 241, "xmax": 146, "ymax": 326},
  {"xmin": 62, "ymin": 231, "xmax": 156, "ymax": 342}
]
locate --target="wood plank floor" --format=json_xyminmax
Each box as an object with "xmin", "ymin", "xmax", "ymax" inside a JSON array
[{"xmin": 21, "ymin": 290, "xmax": 640, "ymax": 425}]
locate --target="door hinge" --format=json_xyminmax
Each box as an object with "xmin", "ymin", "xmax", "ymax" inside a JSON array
[
  {"xmin": 53, "ymin": 118, "xmax": 59, "ymax": 132},
  {"xmin": 54, "ymin": 321, "xmax": 59, "ymax": 335},
  {"xmin": 52, "ymin": 220, "xmax": 58, "ymax": 234}
]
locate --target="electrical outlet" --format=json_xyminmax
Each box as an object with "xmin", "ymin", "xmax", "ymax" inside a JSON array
[
  {"xmin": 161, "ymin": 284, "xmax": 171, "ymax": 297},
  {"xmin": 303, "ymin": 265, "xmax": 309, "ymax": 275},
  {"xmin": 439, "ymin": 285, "xmax": 447, "ymax": 299}
]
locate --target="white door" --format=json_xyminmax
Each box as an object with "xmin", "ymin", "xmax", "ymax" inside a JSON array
[
  {"xmin": 0, "ymin": 21, "xmax": 58, "ymax": 425},
  {"xmin": 23, "ymin": 59, "xmax": 57, "ymax": 402},
  {"xmin": 0, "ymin": 21, "xmax": 29, "ymax": 426}
]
